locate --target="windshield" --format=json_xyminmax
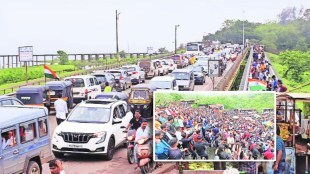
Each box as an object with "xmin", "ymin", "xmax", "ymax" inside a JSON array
[
  {"xmin": 108, "ymin": 71, "xmax": 121, "ymax": 78},
  {"xmin": 171, "ymin": 72, "xmax": 190, "ymax": 80},
  {"xmin": 186, "ymin": 45, "xmax": 198, "ymax": 51},
  {"xmin": 149, "ymin": 81, "xmax": 171, "ymax": 89},
  {"xmin": 66, "ymin": 78, "xmax": 85, "ymax": 87},
  {"xmin": 93, "ymin": 75, "xmax": 106, "ymax": 82},
  {"xmin": 121, "ymin": 67, "xmax": 136, "ymax": 72},
  {"xmin": 67, "ymin": 107, "xmax": 111, "ymax": 123},
  {"xmin": 193, "ymin": 67, "xmax": 203, "ymax": 72},
  {"xmin": 160, "ymin": 61, "xmax": 168, "ymax": 65},
  {"xmin": 130, "ymin": 90, "xmax": 149, "ymax": 100}
]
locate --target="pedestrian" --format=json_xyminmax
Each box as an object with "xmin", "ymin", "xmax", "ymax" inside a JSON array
[
  {"xmin": 274, "ymin": 125, "xmax": 286, "ymax": 174},
  {"xmin": 49, "ymin": 159, "xmax": 66, "ymax": 174},
  {"xmin": 104, "ymin": 82, "xmax": 112, "ymax": 92},
  {"xmin": 54, "ymin": 93, "xmax": 68, "ymax": 125},
  {"xmin": 277, "ymin": 80, "xmax": 287, "ymax": 92}
]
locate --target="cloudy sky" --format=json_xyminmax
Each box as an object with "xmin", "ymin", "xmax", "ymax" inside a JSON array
[{"xmin": 0, "ymin": 0, "xmax": 309, "ymax": 55}]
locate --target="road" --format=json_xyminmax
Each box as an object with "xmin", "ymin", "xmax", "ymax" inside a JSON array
[{"xmin": 41, "ymin": 59, "xmax": 236, "ymax": 174}]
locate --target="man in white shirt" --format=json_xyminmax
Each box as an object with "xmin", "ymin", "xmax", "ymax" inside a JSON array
[
  {"xmin": 134, "ymin": 119, "xmax": 151, "ymax": 165},
  {"xmin": 54, "ymin": 93, "xmax": 68, "ymax": 125}
]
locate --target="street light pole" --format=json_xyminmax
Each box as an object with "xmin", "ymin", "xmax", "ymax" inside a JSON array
[
  {"xmin": 242, "ymin": 11, "xmax": 245, "ymax": 47},
  {"xmin": 175, "ymin": 25, "xmax": 180, "ymax": 54},
  {"xmin": 116, "ymin": 10, "xmax": 121, "ymax": 64}
]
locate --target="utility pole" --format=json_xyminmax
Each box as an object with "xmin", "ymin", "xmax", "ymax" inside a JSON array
[
  {"xmin": 116, "ymin": 10, "xmax": 121, "ymax": 64},
  {"xmin": 242, "ymin": 10, "xmax": 245, "ymax": 47},
  {"xmin": 175, "ymin": 25, "xmax": 180, "ymax": 54}
]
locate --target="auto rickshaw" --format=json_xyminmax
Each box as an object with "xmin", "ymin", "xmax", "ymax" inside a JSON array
[
  {"xmin": 128, "ymin": 84, "xmax": 156, "ymax": 118},
  {"xmin": 189, "ymin": 55, "xmax": 196, "ymax": 65},
  {"xmin": 16, "ymin": 85, "xmax": 51, "ymax": 110},
  {"xmin": 45, "ymin": 81, "xmax": 74, "ymax": 111}
]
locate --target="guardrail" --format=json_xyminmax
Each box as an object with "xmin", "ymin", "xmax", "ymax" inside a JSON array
[
  {"xmin": 2, "ymin": 54, "xmax": 173, "ymax": 96},
  {"xmin": 239, "ymin": 48, "xmax": 254, "ymax": 91}
]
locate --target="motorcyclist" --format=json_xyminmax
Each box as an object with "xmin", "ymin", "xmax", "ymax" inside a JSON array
[
  {"xmin": 134, "ymin": 118, "xmax": 151, "ymax": 167},
  {"xmin": 126, "ymin": 111, "xmax": 143, "ymax": 131}
]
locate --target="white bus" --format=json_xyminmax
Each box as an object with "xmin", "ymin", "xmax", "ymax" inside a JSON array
[{"xmin": 185, "ymin": 42, "xmax": 205, "ymax": 56}]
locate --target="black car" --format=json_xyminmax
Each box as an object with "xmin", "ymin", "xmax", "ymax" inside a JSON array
[
  {"xmin": 192, "ymin": 66, "xmax": 206, "ymax": 85},
  {"xmin": 0, "ymin": 95, "xmax": 23, "ymax": 106},
  {"xmin": 91, "ymin": 72, "xmax": 116, "ymax": 91}
]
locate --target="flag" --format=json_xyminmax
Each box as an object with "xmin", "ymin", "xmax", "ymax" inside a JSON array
[
  {"xmin": 248, "ymin": 78, "xmax": 267, "ymax": 91},
  {"xmin": 44, "ymin": 64, "xmax": 59, "ymax": 79}
]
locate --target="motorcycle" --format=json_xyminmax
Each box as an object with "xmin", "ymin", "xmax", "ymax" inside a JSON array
[
  {"xmin": 136, "ymin": 138, "xmax": 156, "ymax": 174},
  {"xmin": 124, "ymin": 129, "xmax": 136, "ymax": 164}
]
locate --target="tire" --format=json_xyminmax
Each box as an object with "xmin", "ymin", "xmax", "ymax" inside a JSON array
[
  {"xmin": 140, "ymin": 160, "xmax": 155, "ymax": 174},
  {"xmin": 53, "ymin": 151, "xmax": 64, "ymax": 158},
  {"xmin": 127, "ymin": 148, "xmax": 135, "ymax": 164},
  {"xmin": 105, "ymin": 138, "xmax": 115, "ymax": 161},
  {"xmin": 27, "ymin": 161, "xmax": 41, "ymax": 174}
]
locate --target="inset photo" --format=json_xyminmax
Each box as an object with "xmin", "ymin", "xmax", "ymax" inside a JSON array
[{"xmin": 154, "ymin": 91, "xmax": 276, "ymax": 162}]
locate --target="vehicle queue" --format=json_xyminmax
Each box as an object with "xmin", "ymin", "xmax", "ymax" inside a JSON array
[{"xmin": 0, "ymin": 42, "xmax": 243, "ymax": 174}]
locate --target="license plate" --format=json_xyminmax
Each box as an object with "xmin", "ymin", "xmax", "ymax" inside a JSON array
[{"xmin": 68, "ymin": 144, "xmax": 83, "ymax": 148}]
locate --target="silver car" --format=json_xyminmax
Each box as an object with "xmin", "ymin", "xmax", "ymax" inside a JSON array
[{"xmin": 106, "ymin": 69, "xmax": 132, "ymax": 91}]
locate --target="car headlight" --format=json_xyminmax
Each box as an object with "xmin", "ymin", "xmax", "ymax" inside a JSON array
[
  {"xmin": 53, "ymin": 131, "xmax": 61, "ymax": 142},
  {"xmin": 93, "ymin": 131, "xmax": 107, "ymax": 144}
]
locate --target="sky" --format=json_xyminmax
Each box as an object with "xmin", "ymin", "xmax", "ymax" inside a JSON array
[{"xmin": 0, "ymin": 0, "xmax": 309, "ymax": 55}]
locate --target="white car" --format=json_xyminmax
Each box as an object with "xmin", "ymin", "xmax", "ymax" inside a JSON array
[
  {"xmin": 154, "ymin": 59, "xmax": 169, "ymax": 76},
  {"xmin": 164, "ymin": 59, "xmax": 177, "ymax": 72},
  {"xmin": 64, "ymin": 75, "xmax": 102, "ymax": 103},
  {"xmin": 149, "ymin": 76, "xmax": 178, "ymax": 90},
  {"xmin": 159, "ymin": 59, "xmax": 172, "ymax": 74},
  {"xmin": 52, "ymin": 99, "xmax": 132, "ymax": 160},
  {"xmin": 121, "ymin": 65, "xmax": 146, "ymax": 84}
]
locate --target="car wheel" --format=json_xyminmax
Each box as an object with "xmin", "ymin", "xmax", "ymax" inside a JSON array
[
  {"xmin": 53, "ymin": 151, "xmax": 64, "ymax": 158},
  {"xmin": 27, "ymin": 161, "xmax": 41, "ymax": 174},
  {"xmin": 105, "ymin": 138, "xmax": 115, "ymax": 160}
]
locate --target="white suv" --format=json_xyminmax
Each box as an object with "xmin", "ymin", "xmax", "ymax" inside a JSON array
[
  {"xmin": 52, "ymin": 99, "xmax": 132, "ymax": 160},
  {"xmin": 64, "ymin": 75, "xmax": 102, "ymax": 103}
]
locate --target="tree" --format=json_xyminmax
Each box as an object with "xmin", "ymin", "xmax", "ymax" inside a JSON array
[
  {"xmin": 158, "ymin": 47, "xmax": 168, "ymax": 54},
  {"xmin": 57, "ymin": 50, "xmax": 68, "ymax": 65},
  {"xmin": 303, "ymin": 9, "xmax": 310, "ymax": 21},
  {"xmin": 119, "ymin": 50, "xmax": 126, "ymax": 58}
]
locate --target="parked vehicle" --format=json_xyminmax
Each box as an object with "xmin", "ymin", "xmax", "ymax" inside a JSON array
[
  {"xmin": 138, "ymin": 60, "xmax": 159, "ymax": 78},
  {"xmin": 192, "ymin": 66, "xmax": 206, "ymax": 85},
  {"xmin": 45, "ymin": 81, "xmax": 74, "ymax": 111},
  {"xmin": 136, "ymin": 138, "xmax": 155, "ymax": 174},
  {"xmin": 129, "ymin": 84, "xmax": 156, "ymax": 118},
  {"xmin": 0, "ymin": 96, "xmax": 23, "ymax": 106},
  {"xmin": 171, "ymin": 69, "xmax": 195, "ymax": 91},
  {"xmin": 121, "ymin": 65, "xmax": 146, "ymax": 84},
  {"xmin": 149, "ymin": 76, "xmax": 178, "ymax": 91},
  {"xmin": 52, "ymin": 99, "xmax": 132, "ymax": 160},
  {"xmin": 158, "ymin": 59, "xmax": 171, "ymax": 74},
  {"xmin": 0, "ymin": 105, "xmax": 52, "ymax": 174},
  {"xmin": 91, "ymin": 71, "xmax": 116, "ymax": 91},
  {"xmin": 64, "ymin": 75, "xmax": 102, "ymax": 103},
  {"xmin": 95, "ymin": 92, "xmax": 129, "ymax": 110},
  {"xmin": 154, "ymin": 59, "xmax": 168, "ymax": 76},
  {"xmin": 171, "ymin": 55, "xmax": 186, "ymax": 68},
  {"xmin": 163, "ymin": 59, "xmax": 177, "ymax": 73},
  {"xmin": 16, "ymin": 85, "xmax": 50, "ymax": 110},
  {"xmin": 106, "ymin": 69, "xmax": 132, "ymax": 91}
]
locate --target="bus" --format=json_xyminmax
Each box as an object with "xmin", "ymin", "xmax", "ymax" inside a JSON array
[{"xmin": 185, "ymin": 42, "xmax": 205, "ymax": 56}]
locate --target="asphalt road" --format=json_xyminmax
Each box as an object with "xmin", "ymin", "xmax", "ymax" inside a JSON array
[{"xmin": 41, "ymin": 60, "xmax": 236, "ymax": 174}]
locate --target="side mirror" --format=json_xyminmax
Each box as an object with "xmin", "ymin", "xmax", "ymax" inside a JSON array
[{"xmin": 113, "ymin": 118, "xmax": 122, "ymax": 124}]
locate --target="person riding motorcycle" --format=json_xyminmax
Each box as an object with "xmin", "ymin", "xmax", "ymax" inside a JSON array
[
  {"xmin": 134, "ymin": 118, "xmax": 151, "ymax": 166},
  {"xmin": 126, "ymin": 111, "xmax": 143, "ymax": 131}
]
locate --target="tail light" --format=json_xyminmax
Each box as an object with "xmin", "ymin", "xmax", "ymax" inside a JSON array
[
  {"xmin": 132, "ymin": 72, "xmax": 138, "ymax": 74},
  {"xmin": 120, "ymin": 76, "xmax": 124, "ymax": 80},
  {"xmin": 170, "ymin": 64, "xmax": 173, "ymax": 67},
  {"xmin": 85, "ymin": 89, "xmax": 89, "ymax": 95}
]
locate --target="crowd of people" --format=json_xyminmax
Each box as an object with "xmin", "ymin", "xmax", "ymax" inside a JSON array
[
  {"xmin": 155, "ymin": 102, "xmax": 275, "ymax": 161},
  {"xmin": 250, "ymin": 45, "xmax": 287, "ymax": 92}
]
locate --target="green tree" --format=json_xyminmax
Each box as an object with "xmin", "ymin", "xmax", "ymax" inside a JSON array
[
  {"xmin": 57, "ymin": 50, "xmax": 69, "ymax": 65},
  {"xmin": 158, "ymin": 47, "xmax": 168, "ymax": 54}
]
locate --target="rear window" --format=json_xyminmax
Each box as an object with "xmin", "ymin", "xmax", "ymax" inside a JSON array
[
  {"xmin": 93, "ymin": 75, "xmax": 106, "ymax": 82},
  {"xmin": 108, "ymin": 71, "xmax": 122, "ymax": 78},
  {"xmin": 66, "ymin": 78, "xmax": 85, "ymax": 87},
  {"xmin": 121, "ymin": 67, "xmax": 136, "ymax": 72},
  {"xmin": 139, "ymin": 61, "xmax": 151, "ymax": 68}
]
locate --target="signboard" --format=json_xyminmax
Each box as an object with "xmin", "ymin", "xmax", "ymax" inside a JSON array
[
  {"xmin": 208, "ymin": 59, "xmax": 220, "ymax": 77},
  {"xmin": 19, "ymin": 46, "xmax": 33, "ymax": 62}
]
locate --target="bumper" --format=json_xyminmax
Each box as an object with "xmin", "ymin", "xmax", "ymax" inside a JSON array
[
  {"xmin": 178, "ymin": 87, "xmax": 190, "ymax": 91},
  {"xmin": 131, "ymin": 79, "xmax": 140, "ymax": 84}
]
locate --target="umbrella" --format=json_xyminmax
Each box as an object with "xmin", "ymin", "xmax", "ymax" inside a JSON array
[{"xmin": 233, "ymin": 116, "xmax": 239, "ymax": 119}]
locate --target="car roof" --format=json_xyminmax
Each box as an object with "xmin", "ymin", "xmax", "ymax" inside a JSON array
[
  {"xmin": 131, "ymin": 84, "xmax": 157, "ymax": 91},
  {"xmin": 172, "ymin": 69, "xmax": 193, "ymax": 73},
  {"xmin": 16, "ymin": 85, "xmax": 49, "ymax": 93},
  {"xmin": 64, "ymin": 75, "xmax": 96, "ymax": 79},
  {"xmin": 95, "ymin": 92, "xmax": 128, "ymax": 100},
  {"xmin": 78, "ymin": 99, "xmax": 125, "ymax": 108},
  {"xmin": 0, "ymin": 106, "xmax": 48, "ymax": 128},
  {"xmin": 151, "ymin": 76, "xmax": 175, "ymax": 82}
]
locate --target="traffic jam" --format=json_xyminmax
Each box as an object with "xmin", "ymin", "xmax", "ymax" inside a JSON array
[{"xmin": 0, "ymin": 41, "xmax": 243, "ymax": 174}]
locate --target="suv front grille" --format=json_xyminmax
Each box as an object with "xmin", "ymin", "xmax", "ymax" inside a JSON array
[{"xmin": 59, "ymin": 132, "xmax": 93, "ymax": 144}]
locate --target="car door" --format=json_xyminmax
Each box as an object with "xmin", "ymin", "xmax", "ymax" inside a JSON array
[
  {"xmin": 93, "ymin": 77, "xmax": 101, "ymax": 94},
  {"xmin": 2, "ymin": 126, "xmax": 20, "ymax": 174},
  {"xmin": 124, "ymin": 72, "xmax": 131, "ymax": 86},
  {"xmin": 108, "ymin": 74, "xmax": 116, "ymax": 88},
  {"xmin": 117, "ymin": 104, "xmax": 130, "ymax": 142},
  {"xmin": 112, "ymin": 106, "xmax": 123, "ymax": 145}
]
